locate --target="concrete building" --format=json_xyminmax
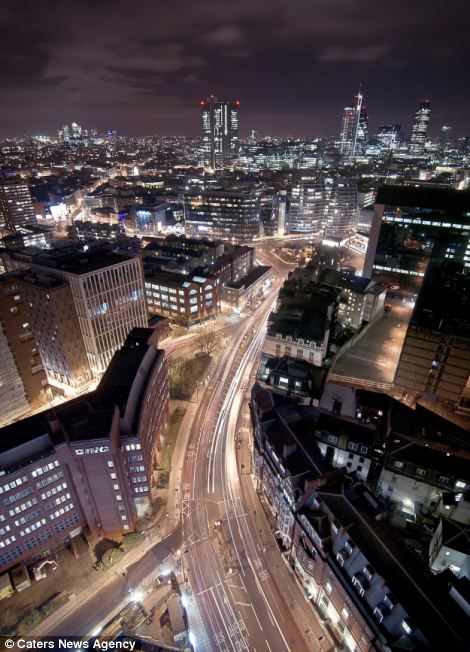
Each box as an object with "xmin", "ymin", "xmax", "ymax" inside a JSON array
[
  {"xmin": 18, "ymin": 272, "xmax": 92, "ymax": 394},
  {"xmin": 0, "ymin": 174, "xmax": 37, "ymax": 232},
  {"xmin": 429, "ymin": 519, "xmax": 470, "ymax": 579},
  {"xmin": 318, "ymin": 269, "xmax": 386, "ymax": 331},
  {"xmin": 18, "ymin": 241, "xmax": 148, "ymax": 377},
  {"xmin": 0, "ymin": 274, "xmax": 48, "ymax": 426},
  {"xmin": 209, "ymin": 244, "xmax": 254, "ymax": 285},
  {"xmin": 0, "ymin": 329, "xmax": 169, "ymax": 573}
]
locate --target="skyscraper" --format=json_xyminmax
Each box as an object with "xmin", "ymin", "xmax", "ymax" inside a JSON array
[
  {"xmin": 339, "ymin": 90, "xmax": 365, "ymax": 157},
  {"xmin": 355, "ymin": 105, "xmax": 369, "ymax": 155},
  {"xmin": 0, "ymin": 174, "xmax": 37, "ymax": 232},
  {"xmin": 201, "ymin": 95, "xmax": 239, "ymax": 169},
  {"xmin": 409, "ymin": 99, "xmax": 431, "ymax": 155}
]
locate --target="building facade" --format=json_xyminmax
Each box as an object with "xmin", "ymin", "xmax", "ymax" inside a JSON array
[
  {"xmin": 184, "ymin": 188, "xmax": 261, "ymax": 242},
  {"xmin": 201, "ymin": 95, "xmax": 240, "ymax": 169},
  {"xmin": 145, "ymin": 270, "xmax": 220, "ymax": 327},
  {"xmin": 409, "ymin": 100, "xmax": 431, "ymax": 156},
  {"xmin": 0, "ymin": 174, "xmax": 37, "ymax": 232},
  {"xmin": 0, "ymin": 274, "xmax": 48, "ymax": 427},
  {"xmin": 0, "ymin": 329, "xmax": 169, "ymax": 573}
]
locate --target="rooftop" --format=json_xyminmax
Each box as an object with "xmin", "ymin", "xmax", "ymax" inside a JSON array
[
  {"xmin": 319, "ymin": 480, "xmax": 468, "ymax": 651},
  {"xmin": 225, "ymin": 265, "xmax": 271, "ymax": 289},
  {"xmin": 0, "ymin": 329, "xmax": 159, "ymax": 459},
  {"xmin": 376, "ymin": 184, "xmax": 470, "ymax": 214}
]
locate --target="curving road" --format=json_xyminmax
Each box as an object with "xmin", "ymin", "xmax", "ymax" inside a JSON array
[{"xmin": 181, "ymin": 251, "xmax": 315, "ymax": 652}]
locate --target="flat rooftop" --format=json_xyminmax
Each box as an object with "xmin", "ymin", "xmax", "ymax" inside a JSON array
[
  {"xmin": 376, "ymin": 184, "xmax": 470, "ymax": 214},
  {"xmin": 226, "ymin": 265, "xmax": 271, "ymax": 289}
]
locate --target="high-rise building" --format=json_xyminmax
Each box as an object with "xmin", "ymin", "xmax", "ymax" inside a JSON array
[
  {"xmin": 5, "ymin": 242, "xmax": 148, "ymax": 378},
  {"xmin": 440, "ymin": 125, "xmax": 453, "ymax": 151},
  {"xmin": 18, "ymin": 272, "xmax": 92, "ymax": 394},
  {"xmin": 185, "ymin": 188, "xmax": 261, "ymax": 241},
  {"xmin": 201, "ymin": 95, "xmax": 240, "ymax": 168},
  {"xmin": 355, "ymin": 105, "xmax": 369, "ymax": 155},
  {"xmin": 288, "ymin": 174, "xmax": 327, "ymax": 233},
  {"xmin": 377, "ymin": 124, "xmax": 403, "ymax": 151},
  {"xmin": 0, "ymin": 174, "xmax": 37, "ymax": 232},
  {"xmin": 0, "ymin": 274, "xmax": 48, "ymax": 427},
  {"xmin": 323, "ymin": 177, "xmax": 359, "ymax": 240},
  {"xmin": 339, "ymin": 91, "xmax": 365, "ymax": 157},
  {"xmin": 409, "ymin": 99, "xmax": 431, "ymax": 155},
  {"xmin": 394, "ymin": 260, "xmax": 470, "ymax": 409},
  {"xmin": 364, "ymin": 185, "xmax": 470, "ymax": 287}
]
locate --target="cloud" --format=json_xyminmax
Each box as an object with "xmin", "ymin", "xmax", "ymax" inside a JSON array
[
  {"xmin": 202, "ymin": 24, "xmax": 243, "ymax": 45},
  {"xmin": 318, "ymin": 45, "xmax": 390, "ymax": 63}
]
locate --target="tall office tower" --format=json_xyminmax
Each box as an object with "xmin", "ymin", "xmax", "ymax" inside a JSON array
[
  {"xmin": 440, "ymin": 125, "xmax": 452, "ymax": 151},
  {"xmin": 18, "ymin": 273, "xmax": 93, "ymax": 394},
  {"xmin": 323, "ymin": 177, "xmax": 359, "ymax": 240},
  {"xmin": 276, "ymin": 190, "xmax": 287, "ymax": 237},
  {"xmin": 184, "ymin": 188, "xmax": 261, "ymax": 241},
  {"xmin": 14, "ymin": 242, "xmax": 148, "ymax": 378},
  {"xmin": 377, "ymin": 124, "xmax": 403, "ymax": 151},
  {"xmin": 355, "ymin": 105, "xmax": 369, "ymax": 155},
  {"xmin": 0, "ymin": 174, "xmax": 37, "ymax": 232},
  {"xmin": 339, "ymin": 90, "xmax": 364, "ymax": 157},
  {"xmin": 394, "ymin": 261, "xmax": 470, "ymax": 409},
  {"xmin": 287, "ymin": 174, "xmax": 327, "ymax": 233},
  {"xmin": 409, "ymin": 99, "xmax": 431, "ymax": 155},
  {"xmin": 364, "ymin": 185, "xmax": 470, "ymax": 285},
  {"xmin": 0, "ymin": 274, "xmax": 48, "ymax": 426},
  {"xmin": 58, "ymin": 125, "xmax": 70, "ymax": 142},
  {"xmin": 201, "ymin": 95, "xmax": 240, "ymax": 169},
  {"xmin": 38, "ymin": 248, "xmax": 147, "ymax": 377}
]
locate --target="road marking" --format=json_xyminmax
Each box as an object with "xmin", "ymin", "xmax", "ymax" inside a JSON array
[
  {"xmin": 265, "ymin": 640, "xmax": 272, "ymax": 652},
  {"xmin": 235, "ymin": 601, "xmax": 251, "ymax": 607},
  {"xmin": 250, "ymin": 604, "xmax": 263, "ymax": 631},
  {"xmin": 197, "ymin": 582, "xmax": 222, "ymax": 596}
]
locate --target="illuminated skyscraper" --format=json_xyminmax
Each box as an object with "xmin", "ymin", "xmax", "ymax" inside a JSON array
[
  {"xmin": 201, "ymin": 95, "xmax": 239, "ymax": 169},
  {"xmin": 0, "ymin": 174, "xmax": 37, "ymax": 232},
  {"xmin": 409, "ymin": 99, "xmax": 431, "ymax": 155},
  {"xmin": 355, "ymin": 105, "xmax": 368, "ymax": 155},
  {"xmin": 339, "ymin": 90, "xmax": 365, "ymax": 157}
]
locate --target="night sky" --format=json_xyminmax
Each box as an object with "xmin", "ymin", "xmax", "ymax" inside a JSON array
[{"xmin": 1, "ymin": 0, "xmax": 469, "ymax": 138}]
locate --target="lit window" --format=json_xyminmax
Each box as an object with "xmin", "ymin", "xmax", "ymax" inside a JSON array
[{"xmin": 402, "ymin": 619, "xmax": 413, "ymax": 635}]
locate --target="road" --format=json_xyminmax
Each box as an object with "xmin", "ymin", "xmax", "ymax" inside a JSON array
[
  {"xmin": 42, "ymin": 244, "xmax": 325, "ymax": 649},
  {"xmin": 45, "ymin": 526, "xmax": 182, "ymax": 637},
  {"xmin": 180, "ymin": 250, "xmax": 323, "ymax": 652}
]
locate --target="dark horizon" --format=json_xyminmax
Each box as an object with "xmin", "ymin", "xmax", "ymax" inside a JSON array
[{"xmin": 1, "ymin": 0, "xmax": 469, "ymax": 139}]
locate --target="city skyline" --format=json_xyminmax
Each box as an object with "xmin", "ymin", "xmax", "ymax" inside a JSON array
[{"xmin": 1, "ymin": 0, "xmax": 469, "ymax": 138}]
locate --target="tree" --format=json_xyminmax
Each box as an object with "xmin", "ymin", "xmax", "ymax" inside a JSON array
[
  {"xmin": 168, "ymin": 356, "xmax": 192, "ymax": 396},
  {"xmin": 196, "ymin": 324, "xmax": 222, "ymax": 357}
]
